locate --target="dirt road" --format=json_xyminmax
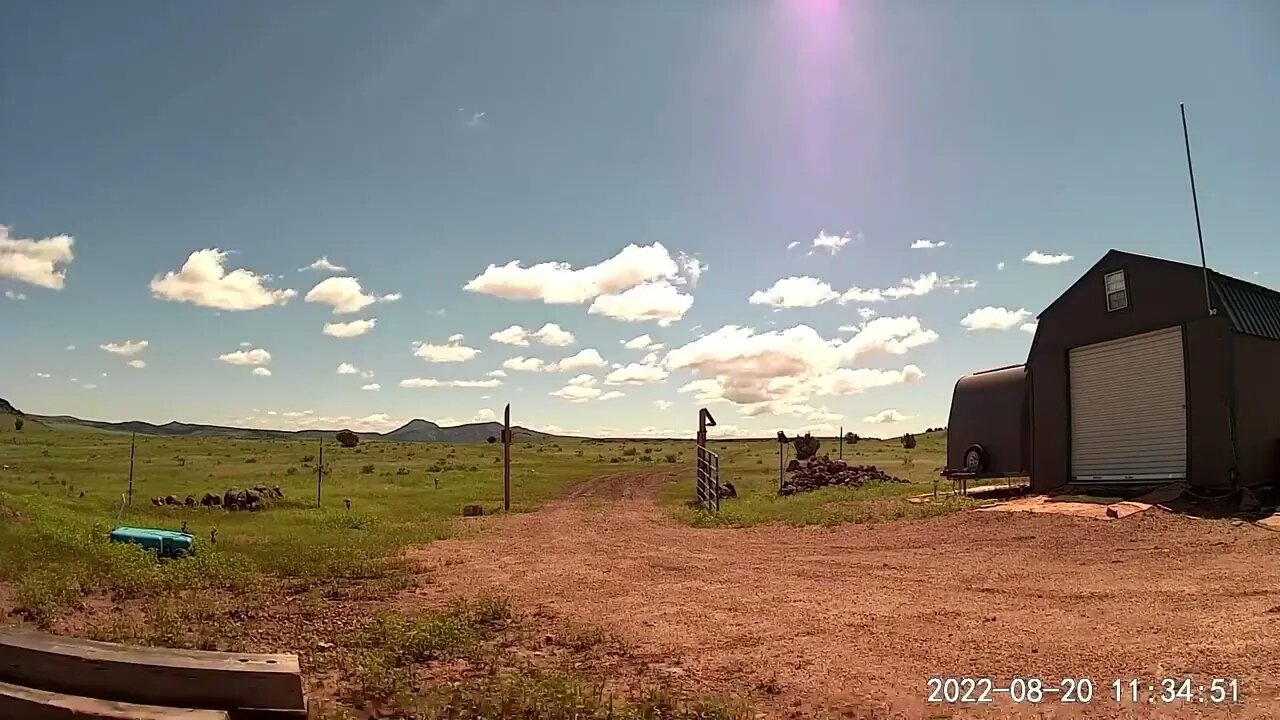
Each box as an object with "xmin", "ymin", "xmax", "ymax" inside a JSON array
[{"xmin": 407, "ymin": 470, "xmax": 1280, "ymax": 718}]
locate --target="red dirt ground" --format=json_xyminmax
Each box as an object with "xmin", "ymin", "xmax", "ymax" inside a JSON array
[{"xmin": 407, "ymin": 469, "xmax": 1280, "ymax": 719}]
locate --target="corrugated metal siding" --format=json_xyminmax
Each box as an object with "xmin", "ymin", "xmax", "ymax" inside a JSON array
[
  {"xmin": 1212, "ymin": 274, "xmax": 1280, "ymax": 341},
  {"xmin": 1069, "ymin": 327, "xmax": 1187, "ymax": 481}
]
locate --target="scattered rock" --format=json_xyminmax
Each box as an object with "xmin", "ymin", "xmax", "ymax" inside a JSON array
[
  {"xmin": 151, "ymin": 497, "xmax": 164, "ymax": 506},
  {"xmin": 224, "ymin": 487, "xmax": 241, "ymax": 509},
  {"xmin": 718, "ymin": 481, "xmax": 738, "ymax": 499},
  {"xmin": 200, "ymin": 492, "xmax": 221, "ymax": 507},
  {"xmin": 184, "ymin": 495, "xmax": 196, "ymax": 507},
  {"xmin": 1105, "ymin": 506, "xmax": 1120, "ymax": 519},
  {"xmin": 163, "ymin": 495, "xmax": 180, "ymax": 506}
]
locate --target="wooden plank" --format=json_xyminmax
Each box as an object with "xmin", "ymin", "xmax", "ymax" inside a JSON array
[
  {"xmin": 0, "ymin": 629, "xmax": 305, "ymax": 714},
  {"xmin": 0, "ymin": 680, "xmax": 229, "ymax": 720}
]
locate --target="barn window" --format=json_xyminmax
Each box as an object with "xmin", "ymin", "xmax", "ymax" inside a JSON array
[{"xmin": 1104, "ymin": 270, "xmax": 1128, "ymax": 312}]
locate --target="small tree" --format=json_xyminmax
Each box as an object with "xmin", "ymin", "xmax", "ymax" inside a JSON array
[
  {"xmin": 336, "ymin": 429, "xmax": 360, "ymax": 448},
  {"xmin": 901, "ymin": 432, "xmax": 917, "ymax": 450},
  {"xmin": 13, "ymin": 417, "xmax": 23, "ymax": 432},
  {"xmin": 844, "ymin": 431, "xmax": 859, "ymax": 445},
  {"xmin": 793, "ymin": 433, "xmax": 821, "ymax": 461},
  {"xmin": 487, "ymin": 435, "xmax": 497, "ymax": 444}
]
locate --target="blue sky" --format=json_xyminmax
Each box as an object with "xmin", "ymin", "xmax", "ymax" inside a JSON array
[{"xmin": 2, "ymin": 1, "xmax": 1278, "ymax": 438}]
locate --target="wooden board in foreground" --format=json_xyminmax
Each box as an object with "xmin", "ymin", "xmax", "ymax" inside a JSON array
[
  {"xmin": 0, "ymin": 680, "xmax": 229, "ymax": 720},
  {"xmin": 0, "ymin": 628, "xmax": 305, "ymax": 718}
]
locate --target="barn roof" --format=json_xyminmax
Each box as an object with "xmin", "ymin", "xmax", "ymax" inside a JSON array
[
  {"xmin": 1210, "ymin": 272, "xmax": 1280, "ymax": 341},
  {"xmin": 1036, "ymin": 249, "xmax": 1280, "ymax": 342}
]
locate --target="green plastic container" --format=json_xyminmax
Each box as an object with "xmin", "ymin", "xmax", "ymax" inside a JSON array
[{"xmin": 109, "ymin": 526, "xmax": 195, "ymax": 558}]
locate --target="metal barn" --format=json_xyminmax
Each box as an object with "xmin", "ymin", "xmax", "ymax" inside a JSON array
[{"xmin": 952, "ymin": 249, "xmax": 1280, "ymax": 493}]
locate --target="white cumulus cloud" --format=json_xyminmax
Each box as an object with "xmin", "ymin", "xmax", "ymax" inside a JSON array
[
  {"xmin": 839, "ymin": 272, "xmax": 976, "ymax": 304},
  {"xmin": 1023, "ymin": 250, "xmax": 1073, "ymax": 265},
  {"xmin": 599, "ymin": 390, "xmax": 624, "ymax": 401},
  {"xmin": 361, "ymin": 383, "xmax": 381, "ymax": 391},
  {"xmin": 337, "ymin": 363, "xmax": 360, "ymax": 375},
  {"xmin": 997, "ymin": 261, "xmax": 1006, "ymax": 271},
  {"xmin": 811, "ymin": 231, "xmax": 855, "ymax": 255},
  {"xmin": 961, "ymin": 306, "xmax": 1033, "ymax": 331},
  {"xmin": 464, "ymin": 243, "xmax": 699, "ymax": 325},
  {"xmin": 127, "ymin": 359, "xmax": 146, "ymax": 369},
  {"xmin": 399, "ymin": 377, "xmax": 503, "ymax": 389},
  {"xmin": 622, "ymin": 334, "xmax": 662, "ymax": 350},
  {"xmin": 864, "ymin": 408, "xmax": 911, "ymax": 424},
  {"xmin": 588, "ymin": 280, "xmax": 692, "ymax": 326},
  {"xmin": 413, "ymin": 336, "xmax": 480, "ymax": 363},
  {"xmin": 910, "ymin": 239, "xmax": 946, "ymax": 249},
  {"xmin": 100, "ymin": 340, "xmax": 149, "ymax": 357},
  {"xmin": 749, "ymin": 276, "xmax": 840, "ymax": 309},
  {"xmin": 4, "ymin": 290, "xmax": 26, "ymax": 300},
  {"xmin": 655, "ymin": 399, "xmax": 673, "ymax": 410},
  {"xmin": 1021, "ymin": 321, "xmax": 1039, "ymax": 334},
  {"xmin": 151, "ymin": 249, "xmax": 296, "ymax": 310},
  {"xmin": 300, "ymin": 256, "xmax": 347, "ymax": 273},
  {"xmin": 554, "ymin": 348, "xmax": 606, "ymax": 371},
  {"xmin": 252, "ymin": 367, "xmax": 272, "ymax": 377},
  {"xmin": 35, "ymin": 372, "xmax": 51, "ymax": 378},
  {"xmin": 604, "ymin": 362, "xmax": 669, "ymax": 385},
  {"xmin": 489, "ymin": 323, "xmax": 576, "ymax": 347},
  {"xmin": 786, "ymin": 241, "xmax": 800, "ymax": 250},
  {"xmin": 0, "ymin": 226, "xmax": 75, "ymax": 289},
  {"xmin": 218, "ymin": 348, "xmax": 271, "ymax": 366},
  {"xmin": 503, "ymin": 356, "xmax": 547, "ymax": 372},
  {"xmin": 664, "ymin": 319, "xmax": 934, "ymax": 413},
  {"xmin": 304, "ymin": 276, "xmax": 400, "ymax": 314},
  {"xmin": 323, "ymin": 318, "xmax": 377, "ymax": 338}
]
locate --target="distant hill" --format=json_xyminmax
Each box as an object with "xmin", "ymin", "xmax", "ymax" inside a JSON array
[
  {"xmin": 384, "ymin": 419, "xmax": 551, "ymax": 443},
  {"xmin": 3, "ymin": 397, "xmax": 560, "ymax": 443}
]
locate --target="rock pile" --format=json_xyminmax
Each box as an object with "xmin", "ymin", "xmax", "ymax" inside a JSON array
[
  {"xmin": 779, "ymin": 456, "xmax": 906, "ymax": 496},
  {"xmin": 151, "ymin": 485, "xmax": 284, "ymax": 511}
]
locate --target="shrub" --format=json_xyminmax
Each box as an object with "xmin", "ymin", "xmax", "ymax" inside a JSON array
[
  {"xmin": 243, "ymin": 457, "xmax": 256, "ymax": 464},
  {"xmin": 845, "ymin": 431, "xmax": 859, "ymax": 444},
  {"xmin": 336, "ymin": 429, "xmax": 360, "ymax": 448},
  {"xmin": 901, "ymin": 433, "xmax": 917, "ymax": 450},
  {"xmin": 622, "ymin": 448, "xmax": 638, "ymax": 457},
  {"xmin": 14, "ymin": 417, "xmax": 23, "ymax": 432},
  {"xmin": 486, "ymin": 436, "xmax": 497, "ymax": 444},
  {"xmin": 664, "ymin": 454, "xmax": 677, "ymax": 463},
  {"xmin": 301, "ymin": 455, "xmax": 315, "ymax": 464},
  {"xmin": 361, "ymin": 464, "xmax": 375, "ymax": 475},
  {"xmin": 285, "ymin": 466, "xmax": 298, "ymax": 475},
  {"xmin": 644, "ymin": 447, "xmax": 653, "ymax": 454},
  {"xmin": 609, "ymin": 457, "xmax": 621, "ymax": 464},
  {"xmin": 793, "ymin": 433, "xmax": 820, "ymax": 461}
]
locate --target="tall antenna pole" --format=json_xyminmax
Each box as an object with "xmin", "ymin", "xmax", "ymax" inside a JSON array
[
  {"xmin": 1180, "ymin": 102, "xmax": 1215, "ymax": 316},
  {"xmin": 127, "ymin": 433, "xmax": 136, "ymax": 505}
]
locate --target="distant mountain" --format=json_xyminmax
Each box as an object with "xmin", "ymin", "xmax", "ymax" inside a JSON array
[
  {"xmin": 384, "ymin": 419, "xmax": 552, "ymax": 443},
  {"xmin": 3, "ymin": 397, "xmax": 561, "ymax": 443}
]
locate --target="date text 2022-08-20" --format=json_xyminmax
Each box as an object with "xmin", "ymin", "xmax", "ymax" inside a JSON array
[{"xmin": 927, "ymin": 677, "xmax": 1242, "ymax": 706}]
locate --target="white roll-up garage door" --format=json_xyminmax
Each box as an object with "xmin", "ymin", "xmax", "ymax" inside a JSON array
[{"xmin": 1069, "ymin": 326, "xmax": 1187, "ymax": 482}]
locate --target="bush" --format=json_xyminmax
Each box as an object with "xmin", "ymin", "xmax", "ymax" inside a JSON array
[
  {"xmin": 609, "ymin": 457, "xmax": 621, "ymax": 464},
  {"xmin": 622, "ymin": 448, "xmax": 638, "ymax": 457},
  {"xmin": 643, "ymin": 447, "xmax": 653, "ymax": 454},
  {"xmin": 793, "ymin": 433, "xmax": 820, "ymax": 460},
  {"xmin": 361, "ymin": 464, "xmax": 375, "ymax": 475},
  {"xmin": 243, "ymin": 457, "xmax": 256, "ymax": 464},
  {"xmin": 286, "ymin": 466, "xmax": 298, "ymax": 475},
  {"xmin": 14, "ymin": 417, "xmax": 23, "ymax": 432},
  {"xmin": 336, "ymin": 429, "xmax": 360, "ymax": 448},
  {"xmin": 845, "ymin": 431, "xmax": 859, "ymax": 444},
  {"xmin": 664, "ymin": 454, "xmax": 677, "ymax": 463},
  {"xmin": 901, "ymin": 433, "xmax": 917, "ymax": 450},
  {"xmin": 487, "ymin": 436, "xmax": 497, "ymax": 444}
]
